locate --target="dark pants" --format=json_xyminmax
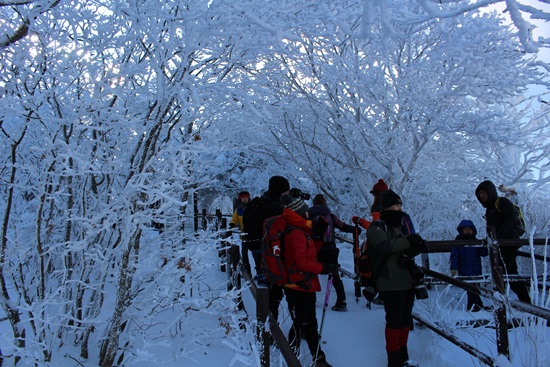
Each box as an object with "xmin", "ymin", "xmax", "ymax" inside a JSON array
[
  {"xmin": 270, "ymin": 284, "xmax": 284, "ymax": 320},
  {"xmin": 380, "ymin": 290, "xmax": 415, "ymax": 351},
  {"xmin": 318, "ymin": 247, "xmax": 345, "ymax": 304},
  {"xmin": 332, "ymin": 272, "xmax": 346, "ymax": 304},
  {"xmin": 499, "ymin": 247, "xmax": 531, "ymax": 304},
  {"xmin": 241, "ymin": 241, "xmax": 251, "ymax": 275},
  {"xmin": 284, "ymin": 288, "xmax": 322, "ymax": 357},
  {"xmin": 251, "ymin": 249, "xmax": 262, "ymax": 276},
  {"xmin": 466, "ymin": 291, "xmax": 484, "ymax": 311}
]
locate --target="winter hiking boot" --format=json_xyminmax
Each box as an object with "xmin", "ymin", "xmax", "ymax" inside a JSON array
[
  {"xmin": 311, "ymin": 351, "xmax": 333, "ymax": 367},
  {"xmin": 331, "ymin": 301, "xmax": 347, "ymax": 312}
]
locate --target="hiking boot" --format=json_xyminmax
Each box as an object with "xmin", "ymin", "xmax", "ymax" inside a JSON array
[
  {"xmin": 311, "ymin": 353, "xmax": 333, "ymax": 367},
  {"xmin": 331, "ymin": 302, "xmax": 347, "ymax": 312}
]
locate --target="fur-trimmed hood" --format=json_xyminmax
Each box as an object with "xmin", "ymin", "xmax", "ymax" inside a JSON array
[{"xmin": 475, "ymin": 180, "xmax": 498, "ymax": 208}]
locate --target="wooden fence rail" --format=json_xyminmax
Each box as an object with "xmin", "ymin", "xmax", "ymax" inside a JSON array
[
  {"xmin": 336, "ymin": 227, "xmax": 549, "ymax": 366},
  {"xmin": 218, "ymin": 219, "xmax": 549, "ymax": 367}
]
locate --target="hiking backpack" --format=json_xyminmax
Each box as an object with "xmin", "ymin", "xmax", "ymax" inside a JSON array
[
  {"xmin": 312, "ymin": 214, "xmax": 336, "ymax": 244},
  {"xmin": 495, "ymin": 197, "xmax": 526, "ymax": 236},
  {"xmin": 260, "ymin": 214, "xmax": 311, "ymax": 288},
  {"xmin": 354, "ymin": 221, "xmax": 388, "ymax": 301},
  {"xmin": 242, "ymin": 197, "xmax": 264, "ymax": 249}
]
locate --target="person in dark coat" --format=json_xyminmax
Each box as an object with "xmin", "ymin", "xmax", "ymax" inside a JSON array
[
  {"xmin": 475, "ymin": 180, "xmax": 531, "ymax": 304},
  {"xmin": 307, "ymin": 194, "xmax": 360, "ymax": 312},
  {"xmin": 450, "ymin": 220, "xmax": 488, "ymax": 312},
  {"xmin": 229, "ymin": 191, "xmax": 251, "ymax": 274},
  {"xmin": 243, "ymin": 175, "xmax": 290, "ymax": 319},
  {"xmin": 366, "ymin": 190, "xmax": 426, "ymax": 367}
]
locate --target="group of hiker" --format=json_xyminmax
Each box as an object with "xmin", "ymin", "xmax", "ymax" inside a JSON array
[{"xmin": 227, "ymin": 176, "xmax": 530, "ymax": 367}]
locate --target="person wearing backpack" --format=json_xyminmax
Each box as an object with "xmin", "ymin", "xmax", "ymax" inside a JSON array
[
  {"xmin": 278, "ymin": 194, "xmax": 335, "ymax": 367},
  {"xmin": 475, "ymin": 180, "xmax": 531, "ymax": 304},
  {"xmin": 366, "ymin": 190, "xmax": 427, "ymax": 367},
  {"xmin": 243, "ymin": 176, "xmax": 290, "ymax": 278},
  {"xmin": 450, "ymin": 220, "xmax": 488, "ymax": 312},
  {"xmin": 307, "ymin": 194, "xmax": 360, "ymax": 312},
  {"xmin": 243, "ymin": 175, "xmax": 291, "ymax": 321},
  {"xmin": 229, "ymin": 191, "xmax": 251, "ymax": 274}
]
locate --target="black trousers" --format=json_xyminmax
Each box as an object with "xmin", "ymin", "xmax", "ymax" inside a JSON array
[
  {"xmin": 498, "ymin": 247, "xmax": 531, "ymax": 304},
  {"xmin": 380, "ymin": 289, "xmax": 415, "ymax": 330},
  {"xmin": 284, "ymin": 288, "xmax": 322, "ymax": 357}
]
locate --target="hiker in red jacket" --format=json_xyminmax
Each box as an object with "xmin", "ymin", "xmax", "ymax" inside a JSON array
[{"xmin": 280, "ymin": 195, "xmax": 335, "ymax": 367}]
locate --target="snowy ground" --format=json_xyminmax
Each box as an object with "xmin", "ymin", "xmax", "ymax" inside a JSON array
[
  {"xmin": 175, "ymin": 234, "xmax": 550, "ymax": 367},
  {"xmin": 1, "ymin": 229, "xmax": 548, "ymax": 367}
]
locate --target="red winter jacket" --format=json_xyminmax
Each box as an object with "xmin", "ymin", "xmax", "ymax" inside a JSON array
[{"xmin": 281, "ymin": 209, "xmax": 323, "ymax": 292}]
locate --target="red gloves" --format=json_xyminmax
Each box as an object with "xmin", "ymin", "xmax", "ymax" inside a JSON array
[{"xmin": 351, "ymin": 216, "xmax": 361, "ymax": 224}]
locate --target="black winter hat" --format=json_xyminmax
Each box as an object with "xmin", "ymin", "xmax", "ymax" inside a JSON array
[
  {"xmin": 312, "ymin": 194, "xmax": 327, "ymax": 206},
  {"xmin": 268, "ymin": 175, "xmax": 290, "ymax": 196},
  {"xmin": 380, "ymin": 189, "xmax": 402, "ymax": 210}
]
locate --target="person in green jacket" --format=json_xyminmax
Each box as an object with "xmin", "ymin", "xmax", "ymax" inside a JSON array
[{"xmin": 366, "ymin": 190, "xmax": 427, "ymax": 367}]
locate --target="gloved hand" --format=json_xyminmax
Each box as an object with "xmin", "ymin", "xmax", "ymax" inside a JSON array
[
  {"xmin": 450, "ymin": 270, "xmax": 457, "ymax": 277},
  {"xmin": 351, "ymin": 216, "xmax": 369, "ymax": 228},
  {"xmin": 407, "ymin": 234, "xmax": 428, "ymax": 252},
  {"xmin": 228, "ymin": 222, "xmax": 236, "ymax": 229},
  {"xmin": 343, "ymin": 224, "xmax": 362, "ymax": 235},
  {"xmin": 321, "ymin": 262, "xmax": 339, "ymax": 275}
]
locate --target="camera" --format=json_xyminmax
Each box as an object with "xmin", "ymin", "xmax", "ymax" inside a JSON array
[
  {"xmin": 289, "ymin": 188, "xmax": 311, "ymax": 201},
  {"xmin": 398, "ymin": 255, "xmax": 429, "ymax": 300},
  {"xmin": 362, "ymin": 285, "xmax": 377, "ymax": 302}
]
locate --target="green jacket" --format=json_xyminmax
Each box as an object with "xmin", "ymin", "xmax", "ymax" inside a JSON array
[{"xmin": 366, "ymin": 221, "xmax": 420, "ymax": 292}]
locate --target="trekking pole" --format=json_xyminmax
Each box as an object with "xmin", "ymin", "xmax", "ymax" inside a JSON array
[
  {"xmin": 353, "ymin": 222, "xmax": 362, "ymax": 302},
  {"xmin": 314, "ymin": 273, "xmax": 333, "ymax": 366}
]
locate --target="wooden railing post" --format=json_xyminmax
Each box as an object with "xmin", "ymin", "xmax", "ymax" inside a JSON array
[
  {"xmin": 488, "ymin": 225, "xmax": 510, "ymax": 360},
  {"xmin": 256, "ymin": 287, "xmax": 270, "ymax": 367},
  {"xmin": 229, "ymin": 244, "xmax": 244, "ymax": 310}
]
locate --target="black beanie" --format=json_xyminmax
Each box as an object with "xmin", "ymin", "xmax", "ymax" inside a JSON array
[
  {"xmin": 380, "ymin": 189, "xmax": 402, "ymax": 210},
  {"xmin": 268, "ymin": 175, "xmax": 290, "ymax": 196}
]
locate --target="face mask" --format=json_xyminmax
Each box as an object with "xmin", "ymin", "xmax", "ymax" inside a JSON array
[{"xmin": 380, "ymin": 210, "xmax": 405, "ymax": 227}]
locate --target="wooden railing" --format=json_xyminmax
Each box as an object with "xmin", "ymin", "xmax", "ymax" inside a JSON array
[
  {"xmin": 219, "ymin": 221, "xmax": 549, "ymax": 367},
  {"xmin": 217, "ymin": 220, "xmax": 301, "ymax": 367},
  {"xmin": 336, "ymin": 227, "xmax": 549, "ymax": 366}
]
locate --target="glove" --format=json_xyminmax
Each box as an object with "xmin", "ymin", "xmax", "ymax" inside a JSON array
[
  {"xmin": 407, "ymin": 234, "xmax": 428, "ymax": 252},
  {"xmin": 228, "ymin": 222, "xmax": 236, "ymax": 229},
  {"xmin": 450, "ymin": 270, "xmax": 457, "ymax": 277},
  {"xmin": 351, "ymin": 216, "xmax": 369, "ymax": 228},
  {"xmin": 343, "ymin": 224, "xmax": 362, "ymax": 235},
  {"xmin": 321, "ymin": 262, "xmax": 339, "ymax": 275}
]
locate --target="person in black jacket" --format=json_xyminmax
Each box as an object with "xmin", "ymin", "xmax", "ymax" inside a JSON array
[
  {"xmin": 475, "ymin": 180, "xmax": 531, "ymax": 304},
  {"xmin": 243, "ymin": 175, "xmax": 290, "ymax": 319},
  {"xmin": 307, "ymin": 194, "xmax": 360, "ymax": 312}
]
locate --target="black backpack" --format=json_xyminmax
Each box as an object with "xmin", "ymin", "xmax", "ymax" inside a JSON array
[{"xmin": 242, "ymin": 197, "xmax": 265, "ymax": 250}]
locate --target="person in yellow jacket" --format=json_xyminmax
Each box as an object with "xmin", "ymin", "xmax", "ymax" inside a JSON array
[{"xmin": 229, "ymin": 191, "xmax": 251, "ymax": 273}]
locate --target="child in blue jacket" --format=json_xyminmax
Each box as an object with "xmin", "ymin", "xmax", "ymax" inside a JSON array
[{"xmin": 450, "ymin": 220, "xmax": 488, "ymax": 312}]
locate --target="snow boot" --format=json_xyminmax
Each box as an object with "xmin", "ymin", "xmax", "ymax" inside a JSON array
[
  {"xmin": 331, "ymin": 301, "xmax": 347, "ymax": 312},
  {"xmin": 387, "ymin": 350, "xmax": 404, "ymax": 367}
]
